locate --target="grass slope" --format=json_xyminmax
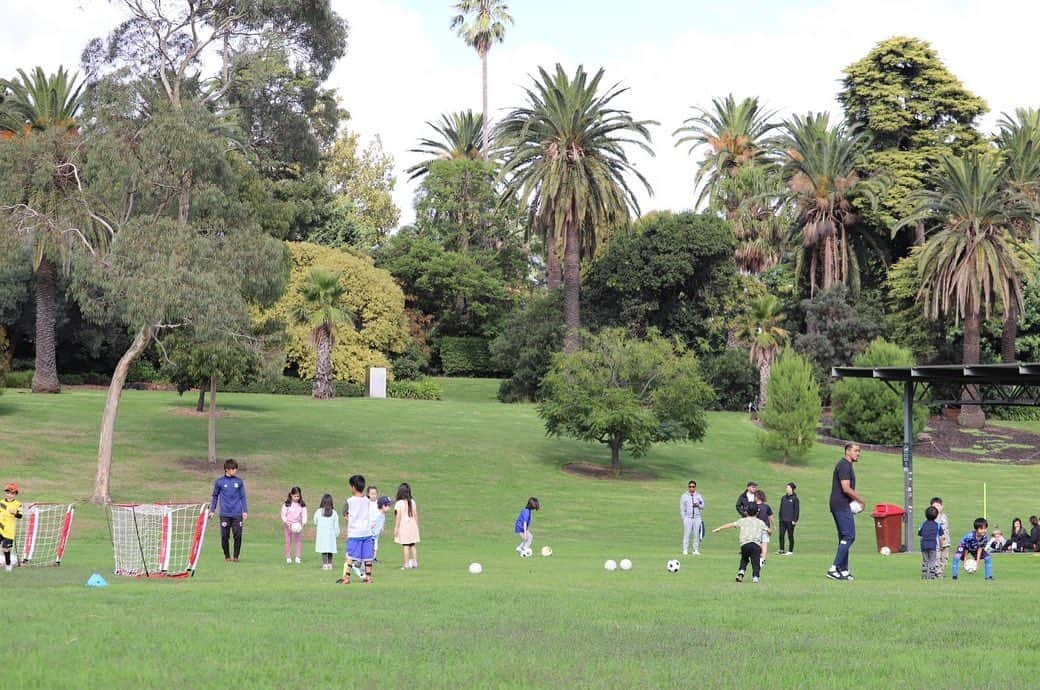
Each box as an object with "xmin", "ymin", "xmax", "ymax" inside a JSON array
[{"xmin": 5, "ymin": 380, "xmax": 1040, "ymax": 689}]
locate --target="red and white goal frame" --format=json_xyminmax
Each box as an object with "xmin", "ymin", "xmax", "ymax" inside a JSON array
[
  {"xmin": 13, "ymin": 503, "xmax": 74, "ymax": 567},
  {"xmin": 107, "ymin": 502, "xmax": 209, "ymax": 578}
]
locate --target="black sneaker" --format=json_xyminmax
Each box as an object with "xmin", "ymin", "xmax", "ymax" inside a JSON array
[
  {"xmin": 826, "ymin": 569, "xmax": 844, "ymax": 580},
  {"xmin": 735, "ymin": 571, "xmax": 745, "ymax": 582},
  {"xmin": 777, "ymin": 550, "xmax": 787, "ymax": 555}
]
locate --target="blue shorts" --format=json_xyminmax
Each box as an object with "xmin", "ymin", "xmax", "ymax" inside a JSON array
[{"xmin": 346, "ymin": 537, "xmax": 374, "ymax": 562}]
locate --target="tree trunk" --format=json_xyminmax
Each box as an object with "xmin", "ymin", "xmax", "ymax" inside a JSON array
[
  {"xmin": 207, "ymin": 372, "xmax": 218, "ymax": 464},
  {"xmin": 92, "ymin": 324, "xmax": 153, "ymax": 504},
  {"xmin": 562, "ymin": 221, "xmax": 581, "ymax": 354},
  {"xmin": 758, "ymin": 357, "xmax": 771, "ymax": 409},
  {"xmin": 196, "ymin": 386, "xmax": 206, "ymax": 413},
  {"xmin": 31, "ymin": 257, "xmax": 61, "ymax": 393},
  {"xmin": 1001, "ymin": 301, "xmax": 1019, "ymax": 363},
  {"xmin": 312, "ymin": 326, "xmax": 336, "ymax": 399},
  {"xmin": 178, "ymin": 172, "xmax": 192, "ymax": 224},
  {"xmin": 959, "ymin": 311, "xmax": 986, "ymax": 428},
  {"xmin": 481, "ymin": 49, "xmax": 489, "ymax": 162},
  {"xmin": 610, "ymin": 437, "xmax": 621, "ymax": 476},
  {"xmin": 914, "ymin": 222, "xmax": 926, "ymax": 246},
  {"xmin": 546, "ymin": 236, "xmax": 562, "ymax": 290}
]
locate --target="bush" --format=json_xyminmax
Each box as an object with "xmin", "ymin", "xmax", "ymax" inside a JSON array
[
  {"xmin": 220, "ymin": 376, "xmax": 364, "ymax": 397},
  {"xmin": 760, "ymin": 349, "xmax": 821, "ymax": 463},
  {"xmin": 4, "ymin": 370, "xmax": 33, "ymax": 388},
  {"xmin": 490, "ymin": 293, "xmax": 564, "ymax": 402},
  {"xmin": 391, "ymin": 341, "xmax": 430, "ymax": 381},
  {"xmin": 439, "ymin": 336, "xmax": 496, "ymax": 376},
  {"xmin": 831, "ymin": 338, "xmax": 927, "ymax": 445},
  {"xmin": 127, "ymin": 359, "xmax": 166, "ymax": 383},
  {"xmin": 388, "ymin": 378, "xmax": 442, "ymax": 400},
  {"xmin": 700, "ymin": 349, "xmax": 757, "ymax": 411}
]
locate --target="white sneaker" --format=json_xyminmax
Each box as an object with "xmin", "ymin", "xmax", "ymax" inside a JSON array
[
  {"xmin": 682, "ymin": 550, "xmax": 688, "ymax": 556},
  {"xmin": 294, "ymin": 557, "xmax": 301, "ymax": 564},
  {"xmin": 692, "ymin": 551, "xmax": 701, "ymax": 556},
  {"xmin": 286, "ymin": 558, "xmax": 292, "ymax": 564},
  {"xmin": 4, "ymin": 565, "xmax": 11, "ymax": 572}
]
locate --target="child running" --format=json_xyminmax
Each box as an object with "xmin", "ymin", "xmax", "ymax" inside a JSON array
[
  {"xmin": 393, "ymin": 482, "xmax": 420, "ymax": 570},
  {"xmin": 712, "ymin": 511, "xmax": 771, "ymax": 583},
  {"xmin": 0, "ymin": 483, "xmax": 23, "ymax": 571},
  {"xmin": 280, "ymin": 486, "xmax": 307, "ymax": 564},
  {"xmin": 951, "ymin": 517, "xmax": 993, "ymax": 581},
  {"xmin": 313, "ymin": 494, "xmax": 340, "ymax": 570},
  {"xmin": 339, "ymin": 475, "xmax": 374, "ymax": 584},
  {"xmin": 514, "ymin": 497, "xmax": 540, "ymax": 556}
]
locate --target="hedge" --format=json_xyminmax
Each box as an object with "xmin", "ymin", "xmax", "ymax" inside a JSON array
[
  {"xmin": 387, "ymin": 378, "xmax": 442, "ymax": 400},
  {"xmin": 439, "ymin": 336, "xmax": 496, "ymax": 376}
]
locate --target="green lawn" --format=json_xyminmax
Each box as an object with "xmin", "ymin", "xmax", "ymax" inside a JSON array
[{"xmin": 7, "ymin": 380, "xmax": 1040, "ymax": 688}]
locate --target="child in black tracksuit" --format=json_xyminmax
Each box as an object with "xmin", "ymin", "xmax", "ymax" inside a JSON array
[{"xmin": 777, "ymin": 482, "xmax": 800, "ymax": 555}]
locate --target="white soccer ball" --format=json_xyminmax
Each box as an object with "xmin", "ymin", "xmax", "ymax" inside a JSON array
[
  {"xmin": 666, "ymin": 559, "xmax": 681, "ymax": 573},
  {"xmin": 879, "ymin": 546, "xmax": 891, "ymax": 556},
  {"xmin": 619, "ymin": 558, "xmax": 633, "ymax": 571},
  {"xmin": 849, "ymin": 500, "xmax": 864, "ymax": 514},
  {"xmin": 468, "ymin": 562, "xmax": 482, "ymax": 574},
  {"xmin": 540, "ymin": 545, "xmax": 553, "ymax": 557},
  {"xmin": 963, "ymin": 557, "xmax": 978, "ymax": 574},
  {"xmin": 519, "ymin": 547, "xmax": 533, "ymax": 558},
  {"xmin": 290, "ymin": 522, "xmax": 303, "ymax": 534},
  {"xmin": 604, "ymin": 559, "xmax": 618, "ymax": 571}
]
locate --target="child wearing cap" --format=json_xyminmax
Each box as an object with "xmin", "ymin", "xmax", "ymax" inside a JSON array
[
  {"xmin": 371, "ymin": 495, "xmax": 392, "ymax": 563},
  {"xmin": 1, "ymin": 483, "xmax": 23, "ymax": 571}
]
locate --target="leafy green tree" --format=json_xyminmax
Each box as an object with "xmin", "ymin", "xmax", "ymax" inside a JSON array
[
  {"xmin": 583, "ymin": 211, "xmax": 738, "ymax": 350},
  {"xmin": 296, "ymin": 268, "xmax": 348, "ymax": 400},
  {"xmin": 451, "ymin": 1, "xmax": 514, "ymax": 161},
  {"xmin": 700, "ymin": 348, "xmax": 757, "ymax": 411},
  {"xmin": 407, "ymin": 110, "xmax": 487, "ymax": 180},
  {"xmin": 490, "ymin": 291, "xmax": 564, "ymax": 402},
  {"xmin": 539, "ymin": 328, "xmax": 712, "ymax": 474},
  {"xmin": 840, "ymin": 36, "xmax": 987, "ymax": 238},
  {"xmin": 736, "ymin": 294, "xmax": 789, "ymax": 408},
  {"xmin": 498, "ymin": 64, "xmax": 655, "ymax": 353},
  {"xmin": 831, "ymin": 338, "xmax": 927, "ymax": 445},
  {"xmin": 760, "ymin": 348, "xmax": 820, "ymax": 463}
]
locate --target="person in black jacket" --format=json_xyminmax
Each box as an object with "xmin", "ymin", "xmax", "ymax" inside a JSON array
[
  {"xmin": 1008, "ymin": 517, "xmax": 1031, "ymax": 552},
  {"xmin": 777, "ymin": 482, "xmax": 800, "ymax": 555},
  {"xmin": 736, "ymin": 482, "xmax": 757, "ymax": 517},
  {"xmin": 1030, "ymin": 515, "xmax": 1040, "ymax": 552}
]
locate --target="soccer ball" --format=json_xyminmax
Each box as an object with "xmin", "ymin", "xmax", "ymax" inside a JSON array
[
  {"xmin": 540, "ymin": 546, "xmax": 553, "ymax": 557},
  {"xmin": 666, "ymin": 559, "xmax": 681, "ymax": 573},
  {"xmin": 519, "ymin": 547, "xmax": 533, "ymax": 558},
  {"xmin": 963, "ymin": 557, "xmax": 978, "ymax": 574},
  {"xmin": 619, "ymin": 558, "xmax": 633, "ymax": 571},
  {"xmin": 290, "ymin": 522, "xmax": 303, "ymax": 534},
  {"xmin": 604, "ymin": 559, "xmax": 618, "ymax": 571},
  {"xmin": 849, "ymin": 500, "xmax": 864, "ymax": 514},
  {"xmin": 879, "ymin": 546, "xmax": 891, "ymax": 556},
  {"xmin": 468, "ymin": 562, "xmax": 482, "ymax": 574}
]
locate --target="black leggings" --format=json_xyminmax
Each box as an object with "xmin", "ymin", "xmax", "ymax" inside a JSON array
[
  {"xmin": 779, "ymin": 521, "xmax": 796, "ymax": 552},
  {"xmin": 739, "ymin": 542, "xmax": 762, "ymax": 578},
  {"xmin": 220, "ymin": 516, "xmax": 243, "ymax": 558}
]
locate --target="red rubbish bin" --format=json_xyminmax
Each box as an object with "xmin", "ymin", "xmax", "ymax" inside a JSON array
[{"xmin": 870, "ymin": 503, "xmax": 905, "ymax": 553}]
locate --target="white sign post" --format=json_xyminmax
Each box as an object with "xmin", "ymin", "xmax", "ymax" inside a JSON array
[{"xmin": 366, "ymin": 367, "xmax": 387, "ymax": 398}]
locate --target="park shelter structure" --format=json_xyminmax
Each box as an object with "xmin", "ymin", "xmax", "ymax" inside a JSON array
[{"xmin": 830, "ymin": 363, "xmax": 1040, "ymax": 552}]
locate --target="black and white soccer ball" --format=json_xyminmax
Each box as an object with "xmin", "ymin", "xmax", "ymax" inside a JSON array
[
  {"xmin": 519, "ymin": 547, "xmax": 533, "ymax": 558},
  {"xmin": 666, "ymin": 559, "xmax": 681, "ymax": 573}
]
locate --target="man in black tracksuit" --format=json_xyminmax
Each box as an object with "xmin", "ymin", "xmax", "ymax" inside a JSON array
[{"xmin": 777, "ymin": 482, "xmax": 800, "ymax": 555}]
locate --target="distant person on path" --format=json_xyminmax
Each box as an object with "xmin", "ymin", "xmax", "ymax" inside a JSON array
[
  {"xmin": 754, "ymin": 490, "xmax": 773, "ymax": 566},
  {"xmin": 394, "ymin": 482, "xmax": 421, "ymax": 570},
  {"xmin": 0, "ymin": 483, "xmax": 23, "ymax": 571},
  {"xmin": 736, "ymin": 482, "xmax": 757, "ymax": 517},
  {"xmin": 313, "ymin": 494, "xmax": 340, "ymax": 570},
  {"xmin": 931, "ymin": 497, "xmax": 951, "ymax": 576},
  {"xmin": 827, "ymin": 443, "xmax": 864, "ymax": 581},
  {"xmin": 210, "ymin": 459, "xmax": 248, "ymax": 562},
  {"xmin": 514, "ymin": 497, "xmax": 540, "ymax": 556},
  {"xmin": 712, "ymin": 511, "xmax": 770, "ymax": 583},
  {"xmin": 777, "ymin": 483, "xmax": 799, "ymax": 555},
  {"xmin": 918, "ymin": 505, "xmax": 943, "ymax": 579},
  {"xmin": 1007, "ymin": 517, "xmax": 1031, "ymax": 552},
  {"xmin": 951, "ymin": 517, "xmax": 993, "ymax": 580},
  {"xmin": 280, "ymin": 486, "xmax": 307, "ymax": 564},
  {"xmin": 680, "ymin": 480, "xmax": 705, "ymax": 556},
  {"xmin": 339, "ymin": 474, "xmax": 374, "ymax": 584}
]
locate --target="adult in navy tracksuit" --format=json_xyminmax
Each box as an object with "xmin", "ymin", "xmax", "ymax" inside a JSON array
[
  {"xmin": 210, "ymin": 458, "xmax": 249, "ymax": 561},
  {"xmin": 777, "ymin": 483, "xmax": 800, "ymax": 555}
]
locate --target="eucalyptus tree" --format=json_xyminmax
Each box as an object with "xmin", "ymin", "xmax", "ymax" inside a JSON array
[
  {"xmin": 451, "ymin": 1, "xmax": 514, "ymax": 161},
  {"xmin": 497, "ymin": 64, "xmax": 655, "ymax": 353}
]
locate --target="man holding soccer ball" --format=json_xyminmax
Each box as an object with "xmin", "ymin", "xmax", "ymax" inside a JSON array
[{"xmin": 827, "ymin": 443, "xmax": 864, "ymax": 581}]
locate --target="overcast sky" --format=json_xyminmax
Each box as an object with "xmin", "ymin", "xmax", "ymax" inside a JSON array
[{"xmin": 3, "ymin": 1, "xmax": 1039, "ymax": 227}]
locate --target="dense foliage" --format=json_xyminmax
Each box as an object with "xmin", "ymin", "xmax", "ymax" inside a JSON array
[{"xmin": 760, "ymin": 349, "xmax": 821, "ymax": 463}]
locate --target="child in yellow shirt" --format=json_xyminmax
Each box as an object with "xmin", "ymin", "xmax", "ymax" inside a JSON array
[{"xmin": 0, "ymin": 483, "xmax": 23, "ymax": 571}]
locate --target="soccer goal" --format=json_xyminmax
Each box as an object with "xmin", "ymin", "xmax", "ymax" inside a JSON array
[
  {"xmin": 108, "ymin": 503, "xmax": 209, "ymax": 578},
  {"xmin": 13, "ymin": 503, "xmax": 74, "ymax": 567}
]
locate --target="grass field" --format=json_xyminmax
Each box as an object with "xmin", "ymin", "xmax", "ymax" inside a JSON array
[{"xmin": 6, "ymin": 380, "xmax": 1040, "ymax": 689}]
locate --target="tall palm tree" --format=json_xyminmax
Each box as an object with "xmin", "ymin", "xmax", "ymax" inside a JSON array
[
  {"xmin": 716, "ymin": 163, "xmax": 789, "ymax": 274},
  {"xmin": 451, "ymin": 0, "xmax": 513, "ymax": 162},
  {"xmin": 673, "ymin": 94, "xmax": 777, "ymax": 210},
  {"xmin": 777, "ymin": 112, "xmax": 874, "ymax": 296},
  {"xmin": 0, "ymin": 66, "xmax": 85, "ymax": 394},
  {"xmin": 736, "ymin": 294, "xmax": 789, "ymax": 408},
  {"xmin": 405, "ymin": 110, "xmax": 486, "ymax": 180},
  {"xmin": 295, "ymin": 268, "xmax": 349, "ymax": 400},
  {"xmin": 497, "ymin": 64, "xmax": 655, "ymax": 353},
  {"xmin": 903, "ymin": 152, "xmax": 1031, "ymax": 424}
]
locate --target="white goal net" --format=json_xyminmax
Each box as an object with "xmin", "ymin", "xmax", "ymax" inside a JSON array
[
  {"xmin": 13, "ymin": 503, "xmax": 74, "ymax": 567},
  {"xmin": 108, "ymin": 503, "xmax": 209, "ymax": 578}
]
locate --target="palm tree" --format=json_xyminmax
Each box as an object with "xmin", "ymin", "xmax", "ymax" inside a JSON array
[
  {"xmin": 673, "ymin": 94, "xmax": 776, "ymax": 210},
  {"xmin": 295, "ymin": 269, "xmax": 349, "ymax": 400},
  {"xmin": 497, "ymin": 64, "xmax": 655, "ymax": 353},
  {"xmin": 736, "ymin": 294, "xmax": 789, "ymax": 409},
  {"xmin": 716, "ymin": 163, "xmax": 789, "ymax": 274},
  {"xmin": 903, "ymin": 152, "xmax": 1031, "ymax": 425},
  {"xmin": 450, "ymin": 0, "xmax": 513, "ymax": 162},
  {"xmin": 777, "ymin": 113, "xmax": 874, "ymax": 296},
  {"xmin": 0, "ymin": 66, "xmax": 85, "ymax": 394},
  {"xmin": 405, "ymin": 110, "xmax": 486, "ymax": 180}
]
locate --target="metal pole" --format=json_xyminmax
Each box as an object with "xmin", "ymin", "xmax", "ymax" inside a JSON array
[{"xmin": 902, "ymin": 380, "xmax": 914, "ymax": 553}]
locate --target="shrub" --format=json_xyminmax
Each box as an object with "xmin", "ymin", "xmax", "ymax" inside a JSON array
[
  {"xmin": 4, "ymin": 370, "xmax": 33, "ymax": 388},
  {"xmin": 390, "ymin": 341, "xmax": 430, "ymax": 381},
  {"xmin": 439, "ymin": 336, "xmax": 496, "ymax": 376},
  {"xmin": 700, "ymin": 349, "xmax": 757, "ymax": 411},
  {"xmin": 490, "ymin": 292, "xmax": 564, "ymax": 402},
  {"xmin": 388, "ymin": 378, "xmax": 442, "ymax": 400},
  {"xmin": 831, "ymin": 338, "xmax": 927, "ymax": 445},
  {"xmin": 760, "ymin": 349, "xmax": 821, "ymax": 463},
  {"xmin": 127, "ymin": 359, "xmax": 166, "ymax": 383}
]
